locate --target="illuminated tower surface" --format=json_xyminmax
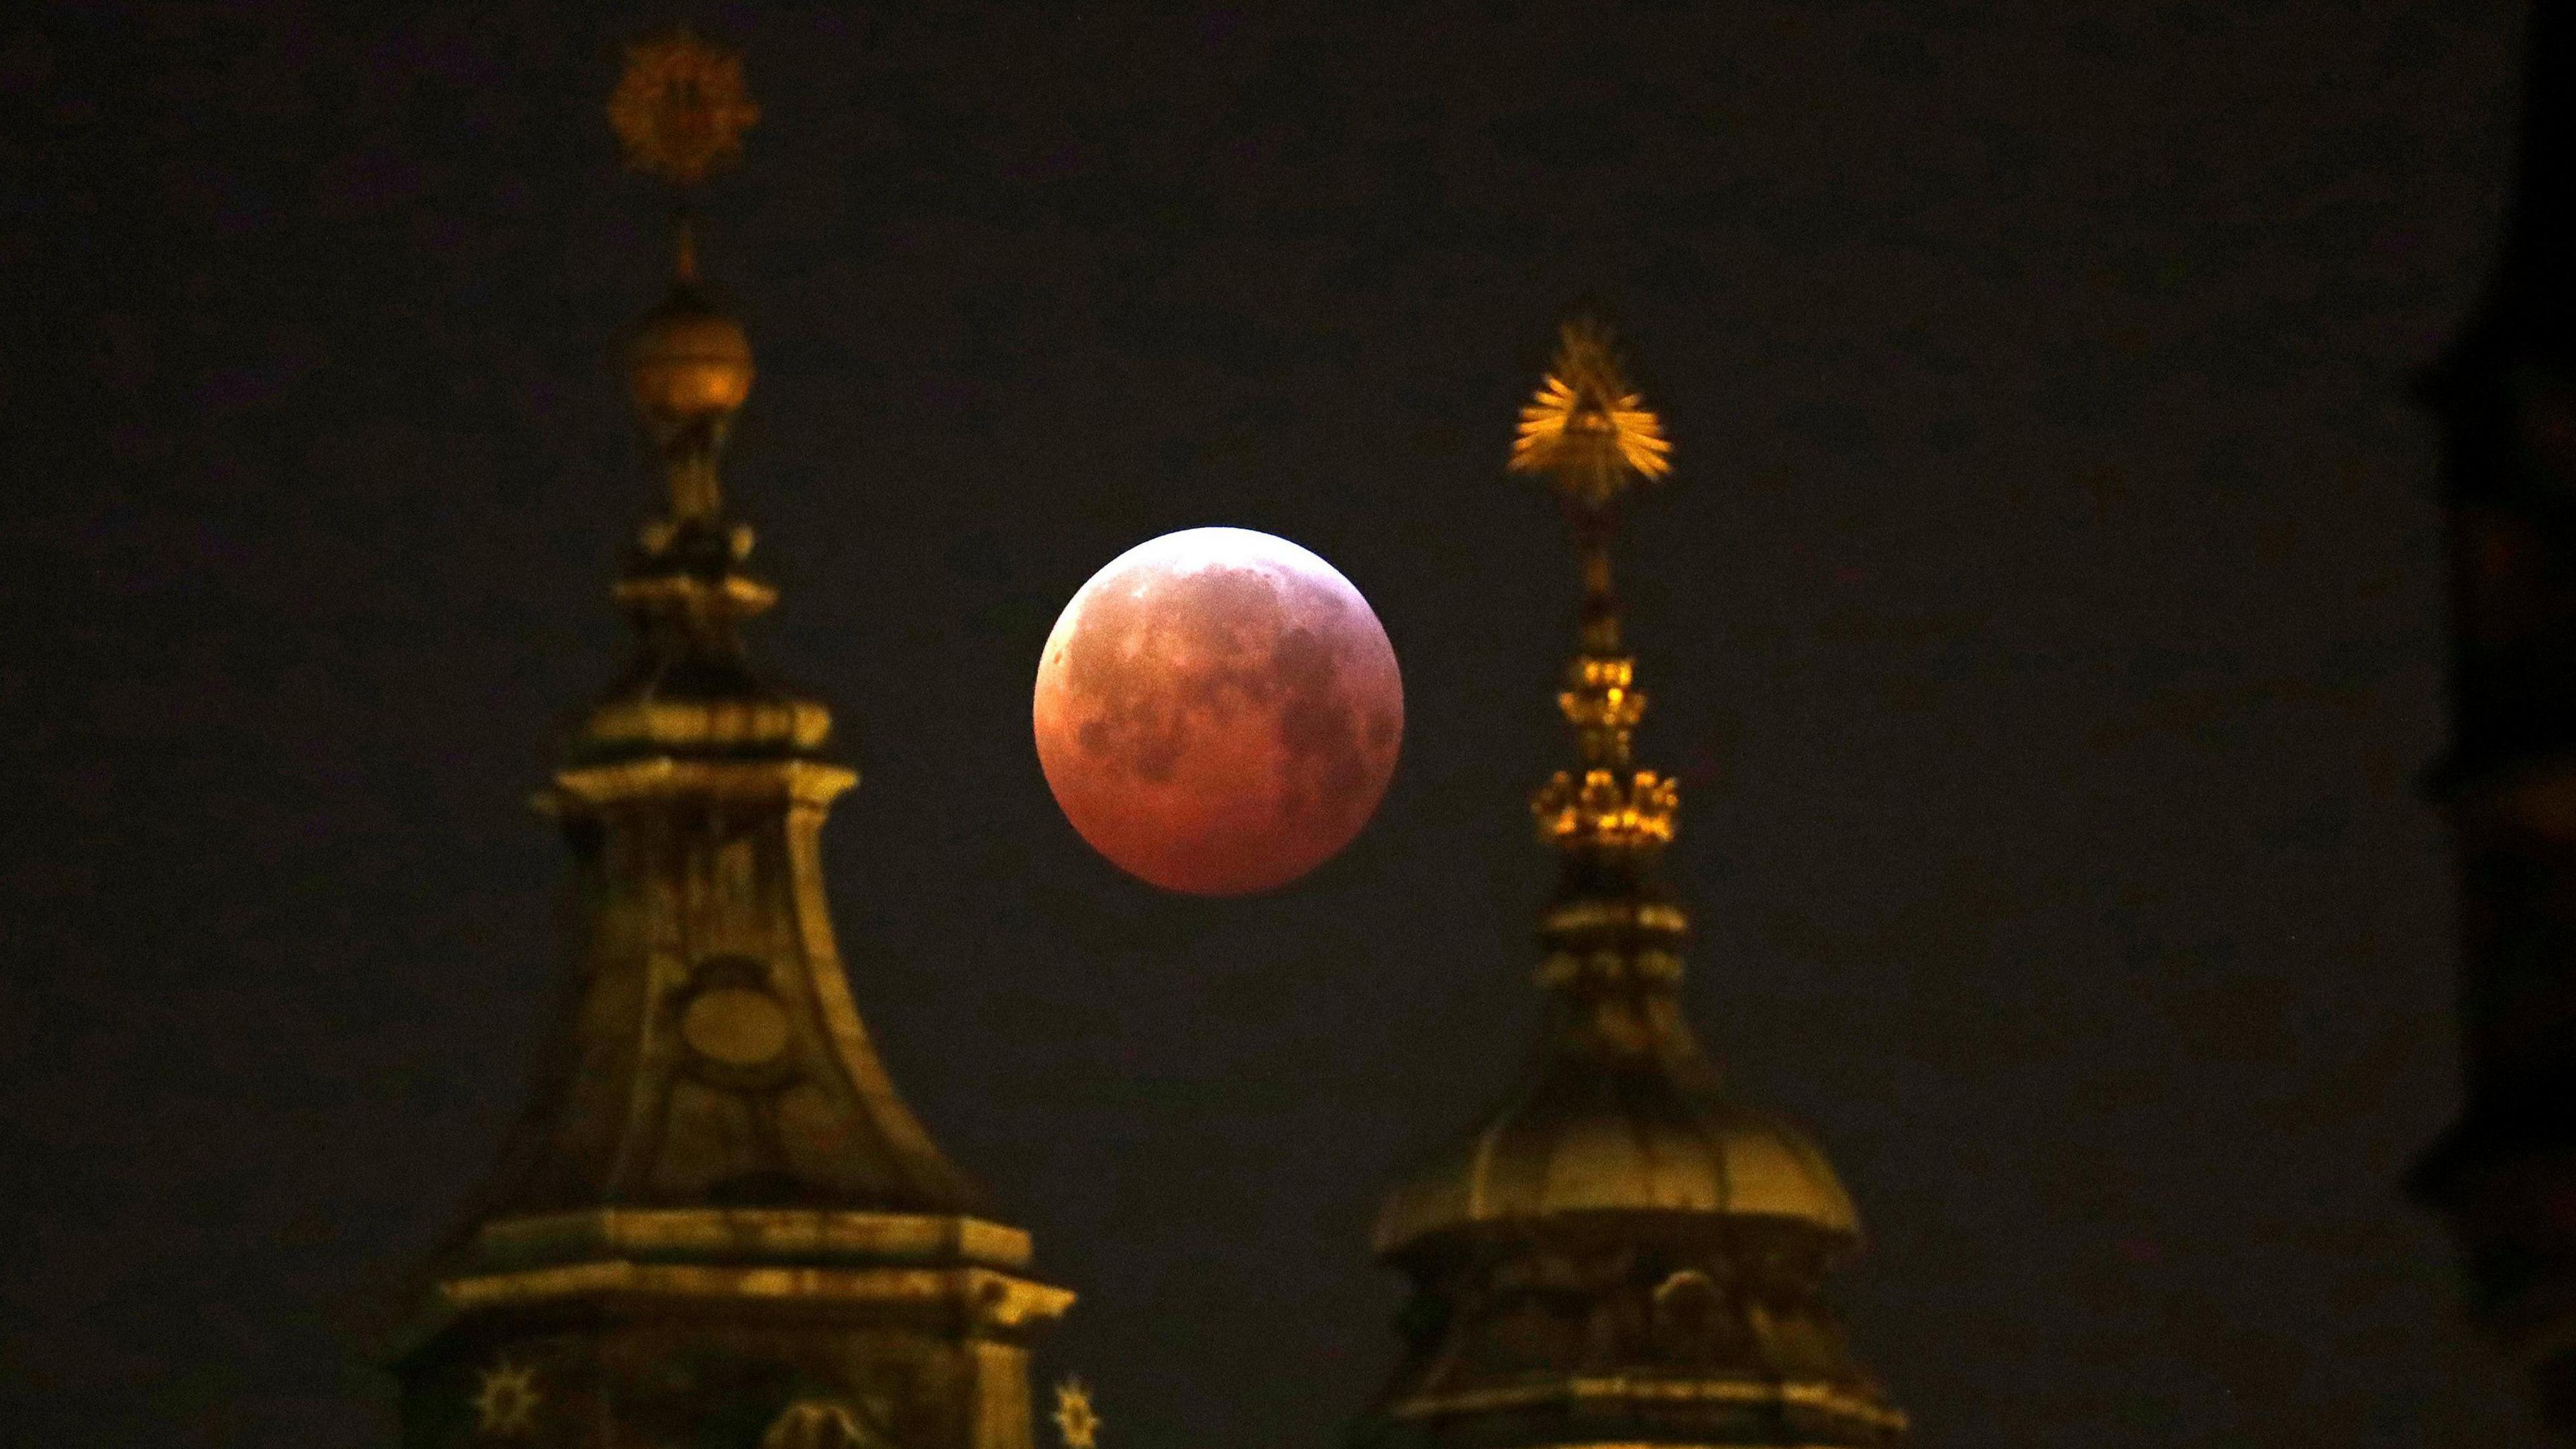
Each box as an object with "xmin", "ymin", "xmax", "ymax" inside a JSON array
[
  {"xmin": 1354, "ymin": 320, "xmax": 1907, "ymax": 1449},
  {"xmin": 389, "ymin": 34, "xmax": 1069, "ymax": 1449}
]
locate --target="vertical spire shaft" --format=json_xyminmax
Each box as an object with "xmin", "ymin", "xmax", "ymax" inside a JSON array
[
  {"xmin": 627, "ymin": 209, "xmax": 747, "ymax": 527},
  {"xmin": 1571, "ymin": 504, "xmax": 1624, "ymax": 667},
  {"xmin": 611, "ymin": 28, "xmax": 759, "ymax": 531},
  {"xmin": 1515, "ymin": 315, "xmax": 1678, "ymax": 875},
  {"xmin": 594, "ymin": 28, "xmax": 775, "ymax": 749},
  {"xmin": 671, "ymin": 205, "xmax": 701, "ymax": 284},
  {"xmin": 649, "ymin": 206, "xmax": 729, "ymax": 523}
]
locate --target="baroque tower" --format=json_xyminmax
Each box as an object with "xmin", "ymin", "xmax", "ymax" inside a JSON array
[
  {"xmin": 390, "ymin": 35, "xmax": 1070, "ymax": 1449},
  {"xmin": 1354, "ymin": 319, "xmax": 1907, "ymax": 1449}
]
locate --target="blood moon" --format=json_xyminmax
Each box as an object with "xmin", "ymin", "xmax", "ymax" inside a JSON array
[{"xmin": 1033, "ymin": 527, "xmax": 1403, "ymax": 896}]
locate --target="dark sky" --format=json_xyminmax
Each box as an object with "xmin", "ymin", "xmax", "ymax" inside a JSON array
[{"xmin": 0, "ymin": 2, "xmax": 2550, "ymax": 1445}]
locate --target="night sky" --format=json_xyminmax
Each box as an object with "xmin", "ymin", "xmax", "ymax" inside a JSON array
[{"xmin": 0, "ymin": 3, "xmax": 2551, "ymax": 1445}]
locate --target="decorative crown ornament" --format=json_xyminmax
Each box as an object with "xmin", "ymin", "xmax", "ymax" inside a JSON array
[
  {"xmin": 1534, "ymin": 655, "xmax": 1680, "ymax": 851},
  {"xmin": 608, "ymin": 28, "xmax": 761, "ymax": 186},
  {"xmin": 1509, "ymin": 314, "xmax": 1673, "ymax": 509}
]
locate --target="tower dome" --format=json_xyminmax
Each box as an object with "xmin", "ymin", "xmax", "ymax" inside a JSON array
[{"xmin": 1372, "ymin": 1027, "xmax": 1862, "ymax": 1260}]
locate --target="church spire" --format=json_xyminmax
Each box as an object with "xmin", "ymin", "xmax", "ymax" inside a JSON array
[
  {"xmin": 1512, "ymin": 317, "xmax": 1687, "ymax": 1006},
  {"xmin": 573, "ymin": 28, "xmax": 803, "ymax": 771},
  {"xmin": 390, "ymin": 36, "xmax": 1070, "ymax": 1449},
  {"xmin": 1356, "ymin": 315, "xmax": 1905, "ymax": 1449},
  {"xmin": 1515, "ymin": 318, "xmax": 1670, "ymax": 759},
  {"xmin": 611, "ymin": 24, "xmax": 759, "ymax": 525}
]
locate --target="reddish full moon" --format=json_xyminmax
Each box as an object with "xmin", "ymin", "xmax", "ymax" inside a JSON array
[{"xmin": 1033, "ymin": 527, "xmax": 1404, "ymax": 896}]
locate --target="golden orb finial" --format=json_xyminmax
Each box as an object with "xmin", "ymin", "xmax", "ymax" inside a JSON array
[
  {"xmin": 628, "ymin": 291, "xmax": 755, "ymax": 432},
  {"xmin": 608, "ymin": 28, "xmax": 760, "ymax": 187}
]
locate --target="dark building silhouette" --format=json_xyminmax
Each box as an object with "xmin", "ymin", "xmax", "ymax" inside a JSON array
[{"xmin": 2414, "ymin": 5, "xmax": 2576, "ymax": 1440}]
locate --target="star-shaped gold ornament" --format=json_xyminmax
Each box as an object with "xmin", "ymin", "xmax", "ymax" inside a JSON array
[
  {"xmin": 1051, "ymin": 1377, "xmax": 1099, "ymax": 1449},
  {"xmin": 1509, "ymin": 317, "xmax": 1672, "ymax": 508},
  {"xmin": 608, "ymin": 28, "xmax": 760, "ymax": 186},
  {"xmin": 472, "ymin": 1360, "xmax": 541, "ymax": 1438}
]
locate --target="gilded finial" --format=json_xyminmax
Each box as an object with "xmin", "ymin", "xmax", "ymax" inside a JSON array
[
  {"xmin": 1509, "ymin": 314, "xmax": 1673, "ymax": 511},
  {"xmin": 609, "ymin": 30, "xmax": 757, "ymax": 525},
  {"xmin": 608, "ymin": 29, "xmax": 760, "ymax": 187},
  {"xmin": 1051, "ymin": 1377, "xmax": 1100, "ymax": 1449},
  {"xmin": 1520, "ymin": 311, "xmax": 1680, "ymax": 855}
]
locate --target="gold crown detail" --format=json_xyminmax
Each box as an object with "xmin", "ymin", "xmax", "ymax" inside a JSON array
[{"xmin": 1533, "ymin": 766, "xmax": 1680, "ymax": 849}]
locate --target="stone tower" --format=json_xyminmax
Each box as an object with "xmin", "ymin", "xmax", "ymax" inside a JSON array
[
  {"xmin": 389, "ymin": 34, "xmax": 1069, "ymax": 1449},
  {"xmin": 1354, "ymin": 318, "xmax": 1906, "ymax": 1449}
]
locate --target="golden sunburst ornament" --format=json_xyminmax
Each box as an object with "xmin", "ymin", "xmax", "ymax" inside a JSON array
[
  {"xmin": 472, "ymin": 1360, "xmax": 541, "ymax": 1437},
  {"xmin": 1051, "ymin": 1377, "xmax": 1100, "ymax": 1449},
  {"xmin": 608, "ymin": 28, "xmax": 760, "ymax": 185},
  {"xmin": 1509, "ymin": 316, "xmax": 1673, "ymax": 508}
]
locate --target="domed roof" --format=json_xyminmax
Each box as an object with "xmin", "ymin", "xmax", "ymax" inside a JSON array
[{"xmin": 1373, "ymin": 1010, "xmax": 1862, "ymax": 1258}]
